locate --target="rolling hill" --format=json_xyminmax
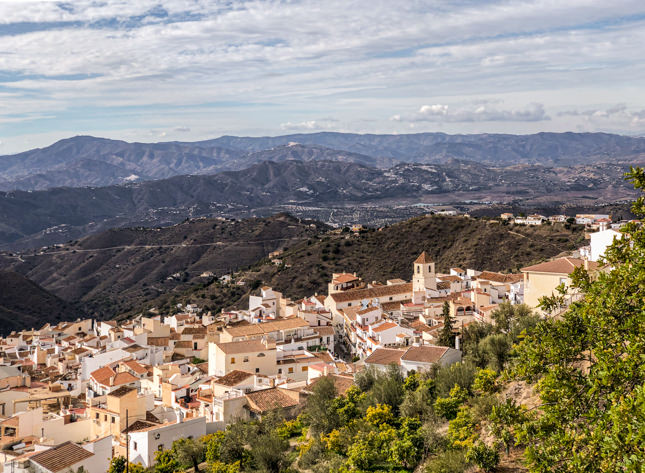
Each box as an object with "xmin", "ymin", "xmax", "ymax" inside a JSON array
[
  {"xmin": 0, "ymin": 159, "xmax": 639, "ymax": 250},
  {"xmin": 123, "ymin": 214, "xmax": 587, "ymax": 317},
  {"xmin": 0, "ymin": 271, "xmax": 82, "ymax": 334}
]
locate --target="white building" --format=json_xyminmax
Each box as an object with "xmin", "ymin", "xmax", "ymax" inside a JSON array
[
  {"xmin": 128, "ymin": 417, "xmax": 207, "ymax": 467},
  {"xmin": 589, "ymin": 229, "xmax": 622, "ymax": 262}
]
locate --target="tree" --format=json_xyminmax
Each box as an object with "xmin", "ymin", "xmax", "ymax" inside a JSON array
[
  {"xmin": 249, "ymin": 431, "xmax": 289, "ymax": 473},
  {"xmin": 491, "ymin": 301, "xmax": 533, "ymax": 333},
  {"xmin": 439, "ymin": 301, "xmax": 455, "ymax": 347},
  {"xmin": 466, "ymin": 442, "xmax": 500, "ymax": 472},
  {"xmin": 108, "ymin": 456, "xmax": 126, "ymax": 473},
  {"xmin": 478, "ymin": 333, "xmax": 512, "ymax": 371},
  {"xmin": 172, "ymin": 437, "xmax": 205, "ymax": 473},
  {"xmin": 304, "ymin": 375, "xmax": 339, "ymax": 434},
  {"xmin": 512, "ymin": 166, "xmax": 645, "ymax": 472},
  {"xmin": 370, "ymin": 363, "xmax": 405, "ymax": 410},
  {"xmin": 154, "ymin": 450, "xmax": 179, "ymax": 473}
]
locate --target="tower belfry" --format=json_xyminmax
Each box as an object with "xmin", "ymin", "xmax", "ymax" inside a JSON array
[{"xmin": 412, "ymin": 251, "xmax": 436, "ymax": 303}]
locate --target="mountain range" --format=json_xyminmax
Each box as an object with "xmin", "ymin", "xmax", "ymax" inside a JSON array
[
  {"xmin": 1, "ymin": 132, "xmax": 645, "ymax": 191},
  {"xmin": 0, "ymin": 158, "xmax": 639, "ymax": 250}
]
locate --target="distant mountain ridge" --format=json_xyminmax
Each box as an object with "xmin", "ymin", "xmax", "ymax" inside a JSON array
[
  {"xmin": 1, "ymin": 132, "xmax": 644, "ymax": 190},
  {"xmin": 0, "ymin": 158, "xmax": 639, "ymax": 250},
  {"xmin": 193, "ymin": 131, "xmax": 645, "ymax": 164}
]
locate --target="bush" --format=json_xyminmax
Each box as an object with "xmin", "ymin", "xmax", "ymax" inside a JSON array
[
  {"xmin": 434, "ymin": 362, "xmax": 477, "ymax": 397},
  {"xmin": 466, "ymin": 442, "xmax": 500, "ymax": 472},
  {"xmin": 447, "ymin": 406, "xmax": 477, "ymax": 448},
  {"xmin": 472, "ymin": 369, "xmax": 498, "ymax": 394},
  {"xmin": 434, "ymin": 385, "xmax": 468, "ymax": 420},
  {"xmin": 424, "ymin": 450, "xmax": 468, "ymax": 473}
]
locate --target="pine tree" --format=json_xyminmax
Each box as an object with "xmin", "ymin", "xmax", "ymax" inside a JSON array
[{"xmin": 439, "ymin": 301, "xmax": 455, "ymax": 347}]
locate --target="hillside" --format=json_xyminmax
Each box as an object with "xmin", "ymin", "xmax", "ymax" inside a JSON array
[
  {"xmin": 137, "ymin": 215, "xmax": 586, "ymax": 315},
  {"xmin": 0, "ymin": 271, "xmax": 81, "ymax": 333},
  {"xmin": 2, "ymin": 214, "xmax": 323, "ymax": 318},
  {"xmin": 0, "ymin": 158, "xmax": 638, "ymax": 250}
]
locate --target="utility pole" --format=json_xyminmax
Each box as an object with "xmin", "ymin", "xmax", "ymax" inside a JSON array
[{"xmin": 126, "ymin": 409, "xmax": 129, "ymax": 473}]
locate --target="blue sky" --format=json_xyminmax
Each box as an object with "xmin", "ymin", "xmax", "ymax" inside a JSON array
[{"xmin": 1, "ymin": 0, "xmax": 645, "ymax": 154}]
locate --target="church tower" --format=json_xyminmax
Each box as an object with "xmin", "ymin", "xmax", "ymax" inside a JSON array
[{"xmin": 412, "ymin": 251, "xmax": 436, "ymax": 303}]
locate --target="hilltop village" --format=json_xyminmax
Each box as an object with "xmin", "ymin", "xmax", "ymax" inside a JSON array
[{"xmin": 0, "ymin": 218, "xmax": 623, "ymax": 473}]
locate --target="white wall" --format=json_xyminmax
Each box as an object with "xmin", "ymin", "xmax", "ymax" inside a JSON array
[
  {"xmin": 81, "ymin": 349, "xmax": 130, "ymax": 380},
  {"xmin": 590, "ymin": 229, "xmax": 622, "ymax": 262},
  {"xmin": 128, "ymin": 417, "xmax": 207, "ymax": 467},
  {"xmin": 43, "ymin": 417, "xmax": 92, "ymax": 444}
]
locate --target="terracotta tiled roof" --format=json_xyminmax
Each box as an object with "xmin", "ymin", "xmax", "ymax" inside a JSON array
[
  {"xmin": 414, "ymin": 251, "xmax": 434, "ymax": 264},
  {"xmin": 437, "ymin": 281, "xmax": 451, "ymax": 290},
  {"xmin": 245, "ymin": 387, "xmax": 299, "ymax": 413},
  {"xmin": 215, "ymin": 370, "xmax": 254, "ymax": 386},
  {"xmin": 330, "ymin": 283, "xmax": 413, "ymax": 303},
  {"xmin": 215, "ymin": 340, "xmax": 269, "ymax": 354},
  {"xmin": 521, "ymin": 257, "xmax": 598, "ymax": 275},
  {"xmin": 181, "ymin": 327, "xmax": 207, "ymax": 335},
  {"xmin": 123, "ymin": 360, "xmax": 148, "ymax": 375},
  {"xmin": 112, "ymin": 372, "xmax": 138, "ymax": 386},
  {"xmin": 401, "ymin": 345, "xmax": 449, "ymax": 363},
  {"xmin": 108, "ymin": 386, "xmax": 136, "ymax": 398},
  {"xmin": 224, "ymin": 318, "xmax": 309, "ymax": 338},
  {"xmin": 30, "ymin": 442, "xmax": 93, "ymax": 472},
  {"xmin": 123, "ymin": 420, "xmax": 158, "ymax": 433},
  {"xmin": 363, "ymin": 348, "xmax": 405, "ymax": 366},
  {"xmin": 476, "ymin": 271, "xmax": 523, "ymax": 283},
  {"xmin": 147, "ymin": 336, "xmax": 170, "ymax": 346},
  {"xmin": 307, "ymin": 374, "xmax": 354, "ymax": 395},
  {"xmin": 439, "ymin": 275, "xmax": 462, "ymax": 282},
  {"xmin": 372, "ymin": 322, "xmax": 398, "ymax": 333},
  {"xmin": 333, "ymin": 273, "xmax": 359, "ymax": 284},
  {"xmin": 90, "ymin": 366, "xmax": 115, "ymax": 385}
]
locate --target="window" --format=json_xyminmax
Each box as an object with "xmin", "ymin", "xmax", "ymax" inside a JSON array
[
  {"xmin": 104, "ymin": 414, "xmax": 107, "ymax": 421},
  {"xmin": 95, "ymin": 413, "xmax": 99, "ymax": 420},
  {"xmin": 158, "ymin": 444, "xmax": 164, "ymax": 451},
  {"xmin": 278, "ymin": 368, "xmax": 282, "ymax": 374},
  {"xmin": 288, "ymin": 367, "xmax": 294, "ymax": 374},
  {"xmin": 417, "ymin": 265, "xmax": 420, "ymax": 274},
  {"xmin": 133, "ymin": 441, "xmax": 138, "ymax": 450},
  {"xmin": 302, "ymin": 366, "xmax": 308, "ymax": 372},
  {"xmin": 111, "ymin": 417, "xmax": 115, "ymax": 424},
  {"xmin": 255, "ymin": 368, "xmax": 260, "ymax": 373},
  {"xmin": 348, "ymin": 303, "xmax": 352, "ymax": 306},
  {"xmin": 257, "ymin": 353, "xmax": 265, "ymax": 357},
  {"xmin": 230, "ymin": 357, "xmax": 236, "ymax": 364},
  {"xmin": 389, "ymin": 296, "xmax": 393, "ymax": 301},
  {"xmin": 243, "ymin": 356, "xmax": 249, "ymax": 362},
  {"xmin": 193, "ymin": 342, "xmax": 198, "ymax": 350}
]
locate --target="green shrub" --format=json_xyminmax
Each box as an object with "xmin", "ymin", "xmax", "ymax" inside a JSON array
[{"xmin": 466, "ymin": 442, "xmax": 500, "ymax": 472}]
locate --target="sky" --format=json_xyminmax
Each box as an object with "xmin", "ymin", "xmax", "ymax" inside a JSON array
[{"xmin": 1, "ymin": 0, "xmax": 645, "ymax": 154}]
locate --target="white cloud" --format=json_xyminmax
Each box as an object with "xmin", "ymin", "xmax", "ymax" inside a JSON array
[
  {"xmin": 392, "ymin": 103, "xmax": 549, "ymax": 123},
  {"xmin": 0, "ymin": 0, "xmax": 645, "ymax": 151},
  {"xmin": 559, "ymin": 105, "xmax": 645, "ymax": 125},
  {"xmin": 279, "ymin": 119, "xmax": 340, "ymax": 131}
]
